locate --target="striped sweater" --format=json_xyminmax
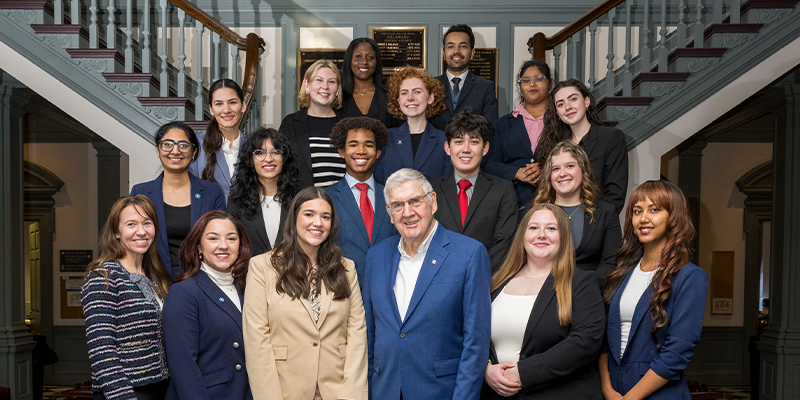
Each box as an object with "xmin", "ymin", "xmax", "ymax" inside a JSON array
[{"xmin": 81, "ymin": 260, "xmax": 169, "ymax": 400}]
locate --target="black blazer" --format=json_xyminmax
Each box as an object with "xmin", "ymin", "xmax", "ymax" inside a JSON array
[
  {"xmin": 226, "ymin": 199, "xmax": 287, "ymax": 257},
  {"xmin": 583, "ymin": 124, "xmax": 628, "ymax": 214},
  {"xmin": 575, "ymin": 200, "xmax": 622, "ymax": 288},
  {"xmin": 341, "ymin": 86, "xmax": 403, "ymax": 129},
  {"xmin": 482, "ymin": 269, "xmax": 605, "ymax": 400},
  {"xmin": 483, "ymin": 112, "xmax": 538, "ymax": 208},
  {"xmin": 430, "ymin": 71, "xmax": 499, "ymax": 131},
  {"xmin": 430, "ymin": 170, "xmax": 517, "ymax": 272},
  {"xmin": 278, "ymin": 108, "xmax": 345, "ymax": 189}
]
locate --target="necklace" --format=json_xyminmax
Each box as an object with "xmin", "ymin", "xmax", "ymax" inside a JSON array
[
  {"xmin": 520, "ymin": 269, "xmax": 549, "ymax": 280},
  {"xmin": 561, "ymin": 205, "xmax": 581, "ymax": 220},
  {"xmin": 263, "ymin": 196, "xmax": 276, "ymax": 208}
]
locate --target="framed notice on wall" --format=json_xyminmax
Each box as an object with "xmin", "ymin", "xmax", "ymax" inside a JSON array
[
  {"xmin": 61, "ymin": 276, "xmax": 85, "ymax": 319},
  {"xmin": 370, "ymin": 27, "xmax": 427, "ymax": 72},
  {"xmin": 711, "ymin": 250, "xmax": 735, "ymax": 315},
  {"xmin": 297, "ymin": 48, "xmax": 346, "ymax": 92}
]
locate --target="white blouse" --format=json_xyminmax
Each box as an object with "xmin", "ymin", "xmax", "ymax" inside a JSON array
[
  {"xmin": 491, "ymin": 288, "xmax": 537, "ymax": 363},
  {"xmin": 260, "ymin": 195, "xmax": 282, "ymax": 248},
  {"xmin": 201, "ymin": 262, "xmax": 241, "ymax": 311},
  {"xmin": 618, "ymin": 260, "xmax": 657, "ymax": 358}
]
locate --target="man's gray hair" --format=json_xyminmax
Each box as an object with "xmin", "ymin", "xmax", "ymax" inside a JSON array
[{"xmin": 383, "ymin": 168, "xmax": 434, "ymax": 205}]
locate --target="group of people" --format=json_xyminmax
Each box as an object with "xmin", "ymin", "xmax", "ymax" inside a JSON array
[{"xmin": 80, "ymin": 23, "xmax": 708, "ymax": 400}]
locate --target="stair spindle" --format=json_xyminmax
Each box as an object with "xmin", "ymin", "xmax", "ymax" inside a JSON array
[
  {"xmin": 694, "ymin": 0, "xmax": 705, "ymax": 48},
  {"xmin": 657, "ymin": 0, "xmax": 668, "ymax": 71},
  {"xmin": 106, "ymin": 0, "xmax": 116, "ymax": 49},
  {"xmin": 55, "ymin": 0, "xmax": 63, "ymax": 24},
  {"xmin": 731, "ymin": 0, "xmax": 741, "ymax": 23},
  {"xmin": 89, "ymin": 0, "xmax": 98, "ymax": 48},
  {"xmin": 71, "ymin": 0, "xmax": 79, "ymax": 25},
  {"xmin": 639, "ymin": 0, "xmax": 652, "ymax": 73},
  {"xmin": 553, "ymin": 44, "xmax": 562, "ymax": 83},
  {"xmin": 124, "ymin": 0, "xmax": 133, "ymax": 73},
  {"xmin": 212, "ymin": 32, "xmax": 220, "ymax": 82},
  {"xmin": 177, "ymin": 9, "xmax": 186, "ymax": 97},
  {"xmin": 589, "ymin": 20, "xmax": 598, "ymax": 91},
  {"xmin": 142, "ymin": 0, "xmax": 151, "ymax": 74},
  {"xmin": 195, "ymin": 20, "xmax": 204, "ymax": 120},
  {"xmin": 606, "ymin": 9, "xmax": 616, "ymax": 99},
  {"xmin": 567, "ymin": 35, "xmax": 576, "ymax": 80},
  {"xmin": 713, "ymin": 0, "xmax": 722, "ymax": 24},
  {"xmin": 678, "ymin": 0, "xmax": 688, "ymax": 47},
  {"xmin": 623, "ymin": 1, "xmax": 633, "ymax": 96},
  {"xmin": 230, "ymin": 43, "xmax": 238, "ymax": 81},
  {"xmin": 159, "ymin": 0, "xmax": 168, "ymax": 97}
]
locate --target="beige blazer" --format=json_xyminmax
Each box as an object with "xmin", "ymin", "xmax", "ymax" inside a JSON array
[{"xmin": 243, "ymin": 251, "xmax": 368, "ymax": 400}]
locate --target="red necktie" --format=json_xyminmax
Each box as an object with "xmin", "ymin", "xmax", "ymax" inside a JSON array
[
  {"xmin": 457, "ymin": 179, "xmax": 472, "ymax": 226},
  {"xmin": 355, "ymin": 183, "xmax": 374, "ymax": 242}
]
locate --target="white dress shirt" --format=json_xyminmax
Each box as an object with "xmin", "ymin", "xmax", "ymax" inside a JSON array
[
  {"xmin": 259, "ymin": 194, "xmax": 281, "ymax": 246},
  {"xmin": 344, "ymin": 173, "xmax": 376, "ymax": 211},
  {"xmin": 221, "ymin": 134, "xmax": 240, "ymax": 178},
  {"xmin": 394, "ymin": 222, "xmax": 439, "ymax": 321}
]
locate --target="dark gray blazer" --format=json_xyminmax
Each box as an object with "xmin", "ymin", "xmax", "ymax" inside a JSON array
[
  {"xmin": 430, "ymin": 170, "xmax": 518, "ymax": 272},
  {"xmin": 583, "ymin": 124, "xmax": 628, "ymax": 214},
  {"xmin": 226, "ymin": 199, "xmax": 287, "ymax": 257},
  {"xmin": 430, "ymin": 71, "xmax": 499, "ymax": 131},
  {"xmin": 574, "ymin": 200, "xmax": 622, "ymax": 288}
]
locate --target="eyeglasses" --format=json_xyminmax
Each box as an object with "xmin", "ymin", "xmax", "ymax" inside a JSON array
[
  {"xmin": 518, "ymin": 75, "xmax": 547, "ymax": 86},
  {"xmin": 387, "ymin": 191, "xmax": 433, "ymax": 214},
  {"xmin": 253, "ymin": 149, "xmax": 283, "ymax": 161},
  {"xmin": 158, "ymin": 140, "xmax": 194, "ymax": 153}
]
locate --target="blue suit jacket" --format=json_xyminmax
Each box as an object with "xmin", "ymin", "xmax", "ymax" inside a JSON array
[
  {"xmin": 430, "ymin": 71, "xmax": 499, "ymax": 131},
  {"xmin": 325, "ymin": 178, "xmax": 397, "ymax": 288},
  {"xmin": 162, "ymin": 270, "xmax": 252, "ymax": 400},
  {"xmin": 604, "ymin": 263, "xmax": 708, "ymax": 399},
  {"xmin": 373, "ymin": 121, "xmax": 453, "ymax": 185},
  {"xmin": 130, "ymin": 173, "xmax": 226, "ymax": 281},
  {"xmin": 189, "ymin": 132, "xmax": 245, "ymax": 204},
  {"xmin": 363, "ymin": 225, "xmax": 491, "ymax": 400},
  {"xmin": 483, "ymin": 112, "xmax": 538, "ymax": 208}
]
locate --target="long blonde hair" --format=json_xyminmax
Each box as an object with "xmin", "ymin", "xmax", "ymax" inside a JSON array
[
  {"xmin": 492, "ymin": 203, "xmax": 575, "ymax": 325},
  {"xmin": 534, "ymin": 141, "xmax": 600, "ymax": 222}
]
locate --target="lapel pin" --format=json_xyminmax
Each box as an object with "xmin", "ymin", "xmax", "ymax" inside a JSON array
[
  {"xmin": 195, "ymin": 193, "xmax": 201, "ymax": 199},
  {"xmin": 432, "ymin": 260, "xmax": 437, "ymax": 264},
  {"xmin": 219, "ymin": 297, "xmax": 225, "ymax": 302},
  {"xmin": 398, "ymin": 140, "xmax": 402, "ymax": 145}
]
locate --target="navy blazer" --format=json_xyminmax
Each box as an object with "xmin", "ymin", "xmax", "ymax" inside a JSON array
[
  {"xmin": 342, "ymin": 86, "xmax": 403, "ymax": 129},
  {"xmin": 130, "ymin": 172, "xmax": 226, "ymax": 281},
  {"xmin": 188, "ymin": 131, "xmax": 246, "ymax": 205},
  {"xmin": 373, "ymin": 121, "xmax": 453, "ymax": 184},
  {"xmin": 430, "ymin": 170, "xmax": 517, "ymax": 272},
  {"xmin": 604, "ymin": 263, "xmax": 707, "ymax": 399},
  {"xmin": 483, "ymin": 112, "xmax": 538, "ymax": 208},
  {"xmin": 226, "ymin": 199, "xmax": 287, "ymax": 257},
  {"xmin": 162, "ymin": 270, "xmax": 252, "ymax": 400},
  {"xmin": 430, "ymin": 71, "xmax": 499, "ymax": 131},
  {"xmin": 575, "ymin": 201, "xmax": 622, "ymax": 288},
  {"xmin": 482, "ymin": 269, "xmax": 605, "ymax": 400},
  {"xmin": 278, "ymin": 108, "xmax": 345, "ymax": 189},
  {"xmin": 363, "ymin": 225, "xmax": 491, "ymax": 400},
  {"xmin": 325, "ymin": 178, "xmax": 397, "ymax": 288},
  {"xmin": 583, "ymin": 124, "xmax": 629, "ymax": 214}
]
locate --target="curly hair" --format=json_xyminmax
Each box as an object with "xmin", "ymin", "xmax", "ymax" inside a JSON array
[
  {"xmin": 538, "ymin": 79, "xmax": 603, "ymax": 167},
  {"xmin": 603, "ymin": 180, "xmax": 695, "ymax": 335},
  {"xmin": 341, "ymin": 38, "xmax": 387, "ymax": 97},
  {"xmin": 387, "ymin": 66, "xmax": 447, "ymax": 120},
  {"xmin": 299, "ymin": 60, "xmax": 343, "ymax": 110},
  {"xmin": 329, "ymin": 116, "xmax": 389, "ymax": 151},
  {"xmin": 228, "ymin": 128, "xmax": 301, "ymax": 217},
  {"xmin": 87, "ymin": 195, "xmax": 170, "ymax": 297},
  {"xmin": 178, "ymin": 210, "xmax": 252, "ymax": 291},
  {"xmin": 203, "ymin": 79, "xmax": 245, "ymax": 183},
  {"xmin": 491, "ymin": 204, "xmax": 575, "ymax": 326},
  {"xmin": 534, "ymin": 141, "xmax": 600, "ymax": 222},
  {"xmin": 270, "ymin": 187, "xmax": 351, "ymax": 301}
]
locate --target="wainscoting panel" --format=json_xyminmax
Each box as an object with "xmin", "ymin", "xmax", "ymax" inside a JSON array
[
  {"xmin": 686, "ymin": 326, "xmax": 749, "ymax": 386},
  {"xmin": 45, "ymin": 326, "xmax": 91, "ymax": 385}
]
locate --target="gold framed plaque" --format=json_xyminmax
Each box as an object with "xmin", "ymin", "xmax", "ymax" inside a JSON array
[
  {"xmin": 441, "ymin": 47, "xmax": 499, "ymax": 97},
  {"xmin": 296, "ymin": 48, "xmax": 346, "ymax": 93},
  {"xmin": 370, "ymin": 26, "xmax": 427, "ymax": 72}
]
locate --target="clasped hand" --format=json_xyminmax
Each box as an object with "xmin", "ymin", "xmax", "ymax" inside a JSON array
[{"xmin": 485, "ymin": 362, "xmax": 522, "ymax": 397}]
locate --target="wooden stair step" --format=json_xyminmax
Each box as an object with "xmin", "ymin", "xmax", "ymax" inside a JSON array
[
  {"xmin": 668, "ymin": 47, "xmax": 727, "ymax": 63},
  {"xmin": 704, "ymin": 23, "xmax": 764, "ymax": 40},
  {"xmin": 102, "ymin": 73, "xmax": 158, "ymax": 86},
  {"xmin": 633, "ymin": 72, "xmax": 691, "ymax": 85},
  {"xmin": 30, "ymin": 23, "xmax": 88, "ymax": 40},
  {"xmin": 742, "ymin": 0, "xmax": 800, "ymax": 9},
  {"xmin": 181, "ymin": 121, "xmax": 212, "ymax": 131}
]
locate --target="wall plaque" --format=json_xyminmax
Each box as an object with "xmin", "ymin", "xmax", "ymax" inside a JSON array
[
  {"xmin": 296, "ymin": 48, "xmax": 346, "ymax": 92},
  {"xmin": 370, "ymin": 27, "xmax": 427, "ymax": 71},
  {"xmin": 59, "ymin": 249, "xmax": 93, "ymax": 272}
]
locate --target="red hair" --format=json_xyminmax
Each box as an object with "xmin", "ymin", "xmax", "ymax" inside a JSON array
[{"xmin": 178, "ymin": 210, "xmax": 252, "ymax": 291}]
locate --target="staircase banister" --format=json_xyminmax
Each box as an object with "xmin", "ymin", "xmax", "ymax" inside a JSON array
[
  {"xmin": 168, "ymin": 0, "xmax": 249, "ymax": 49},
  {"xmin": 240, "ymin": 32, "xmax": 260, "ymax": 124},
  {"xmin": 528, "ymin": 0, "xmax": 626, "ymax": 60}
]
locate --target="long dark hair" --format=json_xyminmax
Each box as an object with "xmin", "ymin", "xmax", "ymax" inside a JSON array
[
  {"xmin": 538, "ymin": 79, "xmax": 603, "ymax": 167},
  {"xmin": 342, "ymin": 38, "xmax": 387, "ymax": 97},
  {"xmin": 603, "ymin": 180, "xmax": 694, "ymax": 334},
  {"xmin": 228, "ymin": 128, "xmax": 301, "ymax": 217},
  {"xmin": 534, "ymin": 141, "xmax": 600, "ymax": 222},
  {"xmin": 87, "ymin": 195, "xmax": 170, "ymax": 297},
  {"xmin": 203, "ymin": 79, "xmax": 245, "ymax": 183},
  {"xmin": 270, "ymin": 187, "xmax": 350, "ymax": 301},
  {"xmin": 178, "ymin": 210, "xmax": 252, "ymax": 291}
]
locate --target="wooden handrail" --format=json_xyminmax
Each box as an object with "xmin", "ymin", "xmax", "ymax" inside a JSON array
[
  {"xmin": 528, "ymin": 0, "xmax": 626, "ymax": 60},
  {"xmin": 170, "ymin": 0, "xmax": 245, "ymax": 48}
]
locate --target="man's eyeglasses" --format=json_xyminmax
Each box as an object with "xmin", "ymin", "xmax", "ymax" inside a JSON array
[
  {"xmin": 518, "ymin": 75, "xmax": 547, "ymax": 86},
  {"xmin": 253, "ymin": 149, "xmax": 283, "ymax": 161},
  {"xmin": 387, "ymin": 191, "xmax": 433, "ymax": 214},
  {"xmin": 158, "ymin": 140, "xmax": 194, "ymax": 153}
]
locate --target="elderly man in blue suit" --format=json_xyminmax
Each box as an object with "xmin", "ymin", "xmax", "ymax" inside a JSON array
[
  {"xmin": 362, "ymin": 168, "xmax": 491, "ymax": 400},
  {"xmin": 326, "ymin": 116, "xmax": 397, "ymax": 287}
]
